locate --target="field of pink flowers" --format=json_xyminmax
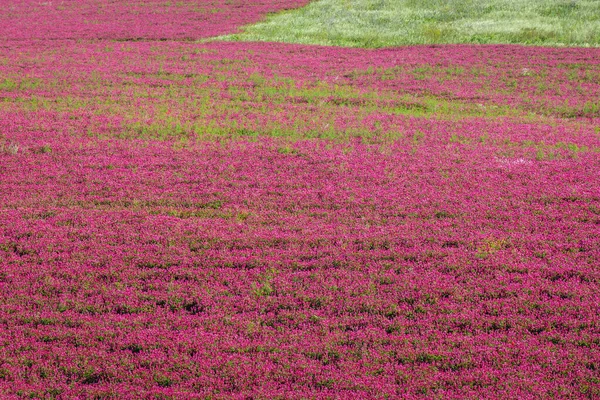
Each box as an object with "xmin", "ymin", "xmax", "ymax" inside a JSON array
[
  {"xmin": 0, "ymin": 0, "xmax": 310, "ymax": 40},
  {"xmin": 1, "ymin": 2, "xmax": 599, "ymax": 399}
]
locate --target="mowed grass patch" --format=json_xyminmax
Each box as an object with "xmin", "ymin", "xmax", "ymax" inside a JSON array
[{"xmin": 218, "ymin": 0, "xmax": 600, "ymax": 47}]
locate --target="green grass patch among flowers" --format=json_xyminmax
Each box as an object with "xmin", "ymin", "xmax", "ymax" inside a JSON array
[{"xmin": 218, "ymin": 0, "xmax": 600, "ymax": 47}]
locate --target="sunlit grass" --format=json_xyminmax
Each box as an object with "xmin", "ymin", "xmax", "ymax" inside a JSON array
[{"xmin": 217, "ymin": 0, "xmax": 600, "ymax": 47}]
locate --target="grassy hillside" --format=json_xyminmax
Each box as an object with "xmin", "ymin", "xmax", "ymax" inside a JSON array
[{"xmin": 218, "ymin": 0, "xmax": 600, "ymax": 47}]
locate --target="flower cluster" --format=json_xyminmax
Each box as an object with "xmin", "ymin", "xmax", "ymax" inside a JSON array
[{"xmin": 1, "ymin": 133, "xmax": 599, "ymax": 398}]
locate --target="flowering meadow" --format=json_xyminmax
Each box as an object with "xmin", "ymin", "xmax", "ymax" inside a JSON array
[
  {"xmin": 1, "ymin": 2, "xmax": 600, "ymax": 399},
  {"xmin": 0, "ymin": 0, "xmax": 310, "ymax": 40}
]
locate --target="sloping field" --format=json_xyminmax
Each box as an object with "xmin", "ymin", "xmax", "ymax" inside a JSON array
[
  {"xmin": 1, "ymin": 40, "xmax": 599, "ymax": 398},
  {"xmin": 0, "ymin": 0, "xmax": 310, "ymax": 40},
  {"xmin": 1, "ymin": 1, "xmax": 599, "ymax": 399}
]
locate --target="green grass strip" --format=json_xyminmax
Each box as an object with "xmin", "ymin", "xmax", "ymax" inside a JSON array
[{"xmin": 218, "ymin": 0, "xmax": 600, "ymax": 47}]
